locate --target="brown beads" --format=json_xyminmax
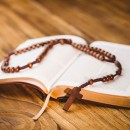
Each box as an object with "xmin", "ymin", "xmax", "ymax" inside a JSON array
[
  {"xmin": 28, "ymin": 63, "xmax": 33, "ymax": 68},
  {"xmin": 114, "ymin": 60, "xmax": 122, "ymax": 75},
  {"xmin": 1, "ymin": 38, "xmax": 122, "ymax": 91},
  {"xmin": 115, "ymin": 60, "xmax": 122, "ymax": 69},
  {"xmin": 7, "ymin": 67, "xmax": 10, "ymax": 73},
  {"xmin": 72, "ymin": 43, "xmax": 88, "ymax": 51},
  {"xmin": 15, "ymin": 66, "xmax": 20, "ymax": 72},
  {"xmin": 36, "ymin": 58, "xmax": 41, "ymax": 63},
  {"xmin": 102, "ymin": 74, "xmax": 114, "ymax": 82},
  {"xmin": 1, "ymin": 39, "xmax": 74, "ymax": 73},
  {"xmin": 36, "ymin": 43, "xmax": 40, "ymax": 48},
  {"xmin": 88, "ymin": 79, "xmax": 94, "ymax": 85},
  {"xmin": 116, "ymin": 69, "xmax": 122, "ymax": 75},
  {"xmin": 82, "ymin": 47, "xmax": 105, "ymax": 61},
  {"xmin": 4, "ymin": 61, "xmax": 9, "ymax": 66},
  {"xmin": 1, "ymin": 66, "xmax": 20, "ymax": 73},
  {"xmin": 59, "ymin": 39, "xmax": 72, "ymax": 45},
  {"xmin": 89, "ymin": 47, "xmax": 116, "ymax": 61},
  {"xmin": 14, "ymin": 51, "xmax": 18, "ymax": 55},
  {"xmin": 10, "ymin": 67, "xmax": 15, "ymax": 73},
  {"xmin": 59, "ymin": 39, "xmax": 65, "ymax": 45}
]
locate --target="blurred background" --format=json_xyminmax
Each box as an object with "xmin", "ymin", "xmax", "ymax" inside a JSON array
[{"xmin": 0, "ymin": 0, "xmax": 130, "ymax": 59}]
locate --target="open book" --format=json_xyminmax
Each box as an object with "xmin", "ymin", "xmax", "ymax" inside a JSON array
[{"xmin": 0, "ymin": 35, "xmax": 130, "ymax": 120}]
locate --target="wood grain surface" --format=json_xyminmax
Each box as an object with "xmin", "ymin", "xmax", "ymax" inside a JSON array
[{"xmin": 0, "ymin": 0, "xmax": 130, "ymax": 130}]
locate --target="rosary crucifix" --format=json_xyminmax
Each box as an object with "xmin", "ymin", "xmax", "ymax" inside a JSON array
[{"xmin": 1, "ymin": 39, "xmax": 122, "ymax": 111}]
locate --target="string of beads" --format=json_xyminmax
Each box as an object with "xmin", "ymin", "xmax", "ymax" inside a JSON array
[{"xmin": 1, "ymin": 39, "xmax": 122, "ymax": 89}]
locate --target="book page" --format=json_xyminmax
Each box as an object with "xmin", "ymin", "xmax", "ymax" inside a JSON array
[
  {"xmin": 0, "ymin": 35, "xmax": 87, "ymax": 91},
  {"xmin": 54, "ymin": 41, "xmax": 130, "ymax": 96}
]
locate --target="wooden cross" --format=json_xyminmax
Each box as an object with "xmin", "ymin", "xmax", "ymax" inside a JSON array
[{"xmin": 63, "ymin": 87, "xmax": 83, "ymax": 111}]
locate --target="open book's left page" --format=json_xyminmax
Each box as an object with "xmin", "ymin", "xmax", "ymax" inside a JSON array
[{"xmin": 0, "ymin": 35, "xmax": 87, "ymax": 92}]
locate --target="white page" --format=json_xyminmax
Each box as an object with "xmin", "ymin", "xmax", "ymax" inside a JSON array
[
  {"xmin": 0, "ymin": 35, "xmax": 87, "ymax": 91},
  {"xmin": 54, "ymin": 41, "xmax": 130, "ymax": 96}
]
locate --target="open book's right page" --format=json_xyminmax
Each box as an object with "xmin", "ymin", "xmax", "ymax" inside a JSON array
[{"xmin": 54, "ymin": 41, "xmax": 130, "ymax": 97}]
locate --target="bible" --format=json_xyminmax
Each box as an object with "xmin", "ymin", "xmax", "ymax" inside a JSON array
[{"xmin": 0, "ymin": 35, "xmax": 130, "ymax": 120}]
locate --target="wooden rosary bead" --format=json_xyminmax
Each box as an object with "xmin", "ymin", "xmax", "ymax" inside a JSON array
[
  {"xmin": 79, "ymin": 45, "xmax": 83, "ymax": 50},
  {"xmin": 36, "ymin": 43, "xmax": 40, "ymax": 48},
  {"xmin": 28, "ymin": 63, "xmax": 33, "ymax": 68},
  {"xmin": 102, "ymin": 77, "xmax": 107, "ymax": 82},
  {"xmin": 107, "ymin": 75, "xmax": 111, "ymax": 81},
  {"xmin": 115, "ymin": 60, "xmax": 122, "ymax": 69},
  {"xmin": 59, "ymin": 39, "xmax": 65, "ymax": 45},
  {"xmin": 77, "ymin": 44, "xmax": 81, "ymax": 49},
  {"xmin": 110, "ymin": 54, "xmax": 115, "ymax": 59},
  {"xmin": 116, "ymin": 69, "xmax": 122, "ymax": 75},
  {"xmin": 53, "ymin": 40, "xmax": 57, "ymax": 44},
  {"xmin": 88, "ymin": 79, "xmax": 94, "ymax": 85},
  {"xmin": 7, "ymin": 67, "xmax": 10, "ymax": 73},
  {"xmin": 15, "ymin": 66, "xmax": 20, "ymax": 72},
  {"xmin": 105, "ymin": 76, "xmax": 109, "ymax": 81},
  {"xmin": 99, "ymin": 55, "xmax": 104, "ymax": 61},
  {"xmin": 92, "ymin": 52, "xmax": 97, "ymax": 57},
  {"xmin": 107, "ymin": 52, "xmax": 111, "ymax": 57},
  {"xmin": 80, "ymin": 46, "xmax": 85, "ymax": 51},
  {"xmin": 95, "ymin": 53, "xmax": 100, "ymax": 58},
  {"xmin": 36, "ymin": 58, "xmax": 41, "ymax": 63},
  {"xmin": 10, "ymin": 67, "xmax": 15, "ymax": 73},
  {"xmin": 31, "ymin": 45, "xmax": 36, "ymax": 49},
  {"xmin": 103, "ymin": 51, "xmax": 107, "ymax": 55},
  {"xmin": 4, "ymin": 61, "xmax": 8, "ymax": 66},
  {"xmin": 86, "ymin": 49, "xmax": 90, "ymax": 53},
  {"xmin": 14, "ymin": 51, "xmax": 18, "ymax": 55},
  {"xmin": 23, "ymin": 48, "xmax": 27, "ymax": 52},
  {"xmin": 83, "ymin": 48, "xmax": 87, "ymax": 52},
  {"xmin": 68, "ymin": 39, "xmax": 72, "ymax": 44},
  {"xmin": 74, "ymin": 44, "xmax": 78, "ymax": 48},
  {"xmin": 89, "ymin": 50, "xmax": 93, "ymax": 55},
  {"xmin": 25, "ymin": 48, "xmax": 29, "ymax": 51},
  {"xmin": 75, "ymin": 44, "xmax": 80, "ymax": 49},
  {"xmin": 110, "ymin": 74, "xmax": 114, "ymax": 80}
]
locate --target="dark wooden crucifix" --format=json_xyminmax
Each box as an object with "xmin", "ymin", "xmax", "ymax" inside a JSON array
[{"xmin": 63, "ymin": 87, "xmax": 83, "ymax": 111}]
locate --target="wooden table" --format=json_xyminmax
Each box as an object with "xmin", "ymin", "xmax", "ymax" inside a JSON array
[{"xmin": 0, "ymin": 0, "xmax": 130, "ymax": 130}]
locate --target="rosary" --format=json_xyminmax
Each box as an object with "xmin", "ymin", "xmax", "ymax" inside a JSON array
[{"xmin": 1, "ymin": 39, "xmax": 122, "ymax": 111}]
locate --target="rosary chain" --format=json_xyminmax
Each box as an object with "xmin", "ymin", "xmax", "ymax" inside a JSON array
[{"xmin": 1, "ymin": 39, "xmax": 122, "ymax": 89}]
